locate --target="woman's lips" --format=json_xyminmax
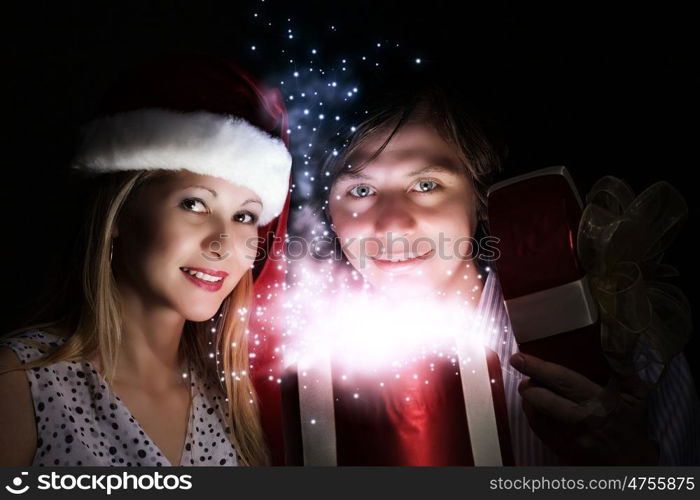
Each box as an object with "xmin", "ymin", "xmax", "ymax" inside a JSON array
[
  {"xmin": 180, "ymin": 267, "xmax": 226, "ymax": 292},
  {"xmin": 370, "ymin": 248, "xmax": 435, "ymax": 273}
]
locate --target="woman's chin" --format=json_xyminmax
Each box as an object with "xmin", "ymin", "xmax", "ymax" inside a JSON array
[{"xmin": 181, "ymin": 303, "xmax": 224, "ymax": 323}]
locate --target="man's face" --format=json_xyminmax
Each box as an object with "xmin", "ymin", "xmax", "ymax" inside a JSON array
[{"xmin": 328, "ymin": 122, "xmax": 479, "ymax": 297}]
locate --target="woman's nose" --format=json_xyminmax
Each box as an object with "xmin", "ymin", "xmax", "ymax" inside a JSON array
[
  {"xmin": 372, "ymin": 193, "xmax": 416, "ymax": 236},
  {"xmin": 203, "ymin": 231, "xmax": 231, "ymax": 261}
]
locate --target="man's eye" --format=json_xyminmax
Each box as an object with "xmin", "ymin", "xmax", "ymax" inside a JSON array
[
  {"xmin": 181, "ymin": 198, "xmax": 208, "ymax": 213},
  {"xmin": 234, "ymin": 211, "xmax": 258, "ymax": 225},
  {"xmin": 348, "ymin": 185, "xmax": 375, "ymax": 198},
  {"xmin": 412, "ymin": 179, "xmax": 439, "ymax": 193}
]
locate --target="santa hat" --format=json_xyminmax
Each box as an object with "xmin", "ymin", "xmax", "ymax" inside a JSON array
[{"xmin": 71, "ymin": 54, "xmax": 291, "ymax": 226}]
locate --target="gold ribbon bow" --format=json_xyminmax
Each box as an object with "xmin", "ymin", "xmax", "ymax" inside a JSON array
[{"xmin": 577, "ymin": 176, "xmax": 692, "ymax": 385}]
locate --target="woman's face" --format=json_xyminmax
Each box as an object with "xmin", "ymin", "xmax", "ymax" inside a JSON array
[
  {"xmin": 328, "ymin": 122, "xmax": 479, "ymax": 296},
  {"xmin": 113, "ymin": 171, "xmax": 261, "ymax": 322}
]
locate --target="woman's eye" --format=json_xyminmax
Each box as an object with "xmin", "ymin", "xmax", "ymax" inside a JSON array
[
  {"xmin": 234, "ymin": 211, "xmax": 258, "ymax": 225},
  {"xmin": 348, "ymin": 185, "xmax": 375, "ymax": 198},
  {"xmin": 181, "ymin": 198, "xmax": 208, "ymax": 213},
  {"xmin": 412, "ymin": 179, "xmax": 439, "ymax": 193}
]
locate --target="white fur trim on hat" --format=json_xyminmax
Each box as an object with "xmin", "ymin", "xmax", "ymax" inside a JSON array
[{"xmin": 71, "ymin": 109, "xmax": 291, "ymax": 225}]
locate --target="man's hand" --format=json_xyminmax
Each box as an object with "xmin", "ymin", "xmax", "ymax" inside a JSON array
[{"xmin": 509, "ymin": 352, "xmax": 659, "ymax": 465}]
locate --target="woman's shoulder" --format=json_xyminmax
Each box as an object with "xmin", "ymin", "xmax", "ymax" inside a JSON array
[
  {"xmin": 0, "ymin": 329, "xmax": 66, "ymax": 365},
  {"xmin": 0, "ymin": 334, "xmax": 42, "ymax": 466}
]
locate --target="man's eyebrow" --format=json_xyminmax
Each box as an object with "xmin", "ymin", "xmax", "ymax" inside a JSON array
[
  {"xmin": 406, "ymin": 164, "xmax": 462, "ymax": 177},
  {"xmin": 335, "ymin": 171, "xmax": 373, "ymax": 182},
  {"xmin": 336, "ymin": 165, "xmax": 462, "ymax": 182}
]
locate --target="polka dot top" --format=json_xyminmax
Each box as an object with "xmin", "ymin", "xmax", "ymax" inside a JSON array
[{"xmin": 1, "ymin": 330, "xmax": 239, "ymax": 466}]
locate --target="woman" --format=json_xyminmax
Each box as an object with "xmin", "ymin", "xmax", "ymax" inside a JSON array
[
  {"xmin": 313, "ymin": 76, "xmax": 700, "ymax": 465},
  {"xmin": 0, "ymin": 54, "xmax": 291, "ymax": 466}
]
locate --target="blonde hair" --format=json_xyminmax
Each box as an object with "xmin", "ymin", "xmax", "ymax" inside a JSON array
[{"xmin": 0, "ymin": 169, "xmax": 268, "ymax": 465}]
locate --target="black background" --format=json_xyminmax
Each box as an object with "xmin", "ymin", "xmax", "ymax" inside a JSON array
[{"xmin": 3, "ymin": 0, "xmax": 697, "ymax": 388}]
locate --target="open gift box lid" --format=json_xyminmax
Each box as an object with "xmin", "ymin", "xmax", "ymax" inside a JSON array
[{"xmin": 487, "ymin": 166, "xmax": 610, "ymax": 386}]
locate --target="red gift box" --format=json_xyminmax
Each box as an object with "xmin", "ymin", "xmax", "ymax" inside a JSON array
[
  {"xmin": 486, "ymin": 166, "xmax": 610, "ymax": 386},
  {"xmin": 281, "ymin": 344, "xmax": 514, "ymax": 466}
]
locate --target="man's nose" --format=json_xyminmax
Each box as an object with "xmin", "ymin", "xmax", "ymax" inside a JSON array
[{"xmin": 372, "ymin": 193, "xmax": 416, "ymax": 237}]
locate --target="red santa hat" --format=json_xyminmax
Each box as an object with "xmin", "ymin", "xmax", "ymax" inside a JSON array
[{"xmin": 70, "ymin": 53, "xmax": 292, "ymax": 226}]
